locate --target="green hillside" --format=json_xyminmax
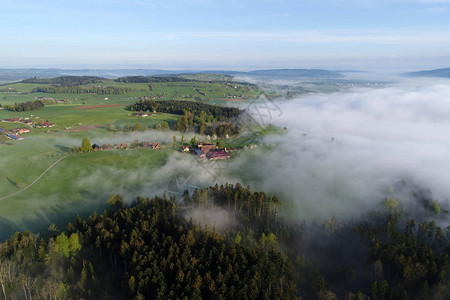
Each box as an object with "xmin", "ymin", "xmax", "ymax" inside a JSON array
[{"xmin": 0, "ymin": 75, "xmax": 272, "ymax": 106}]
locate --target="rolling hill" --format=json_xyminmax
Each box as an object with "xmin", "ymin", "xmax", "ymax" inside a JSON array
[{"xmin": 405, "ymin": 67, "xmax": 450, "ymax": 78}]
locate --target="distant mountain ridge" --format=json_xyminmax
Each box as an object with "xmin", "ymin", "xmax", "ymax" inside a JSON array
[
  {"xmin": 201, "ymin": 69, "xmax": 342, "ymax": 78},
  {"xmin": 405, "ymin": 67, "xmax": 450, "ymax": 78},
  {"xmin": 0, "ymin": 68, "xmax": 180, "ymax": 82},
  {"xmin": 0, "ymin": 68, "xmax": 343, "ymax": 82},
  {"xmin": 248, "ymin": 68, "xmax": 342, "ymax": 77}
]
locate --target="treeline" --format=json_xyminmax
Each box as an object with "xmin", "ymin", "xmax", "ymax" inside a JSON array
[
  {"xmin": 0, "ymin": 184, "xmax": 448, "ymax": 299},
  {"xmin": 130, "ymin": 99, "xmax": 241, "ymax": 120},
  {"xmin": 187, "ymin": 184, "xmax": 450, "ymax": 300},
  {"xmin": 31, "ymin": 86, "xmax": 131, "ymax": 95},
  {"xmin": 189, "ymin": 183, "xmax": 281, "ymax": 221},
  {"xmin": 173, "ymin": 111, "xmax": 239, "ymax": 136},
  {"xmin": 115, "ymin": 75, "xmax": 259, "ymax": 89},
  {"xmin": 115, "ymin": 76, "xmax": 197, "ymax": 83},
  {"xmin": 2, "ymin": 100, "xmax": 44, "ymax": 112},
  {"xmin": 22, "ymin": 76, "xmax": 105, "ymax": 86},
  {"xmin": 130, "ymin": 99, "xmax": 242, "ymax": 136},
  {"xmin": 355, "ymin": 214, "xmax": 449, "ymax": 299},
  {"xmin": 230, "ymin": 81, "xmax": 259, "ymax": 88}
]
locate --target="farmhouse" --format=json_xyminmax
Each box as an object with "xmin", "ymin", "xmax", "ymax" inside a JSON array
[
  {"xmin": 195, "ymin": 149, "xmax": 204, "ymax": 157},
  {"xmin": 92, "ymin": 144, "xmax": 103, "ymax": 151},
  {"xmin": 116, "ymin": 143, "xmax": 128, "ymax": 150},
  {"xmin": 141, "ymin": 141, "xmax": 162, "ymax": 149},
  {"xmin": 6, "ymin": 133, "xmax": 23, "ymax": 140},
  {"xmin": 2, "ymin": 117, "xmax": 22, "ymax": 123},
  {"xmin": 141, "ymin": 141, "xmax": 151, "ymax": 148},
  {"xmin": 198, "ymin": 142, "xmax": 217, "ymax": 154},
  {"xmin": 37, "ymin": 97, "xmax": 55, "ymax": 101},
  {"xmin": 41, "ymin": 121, "xmax": 55, "ymax": 128},
  {"xmin": 151, "ymin": 142, "xmax": 162, "ymax": 149},
  {"xmin": 134, "ymin": 112, "xmax": 148, "ymax": 117},
  {"xmin": 35, "ymin": 121, "xmax": 55, "ymax": 128},
  {"xmin": 1, "ymin": 118, "xmax": 34, "ymax": 126},
  {"xmin": 15, "ymin": 128, "xmax": 30, "ymax": 134},
  {"xmin": 206, "ymin": 149, "xmax": 230, "ymax": 160}
]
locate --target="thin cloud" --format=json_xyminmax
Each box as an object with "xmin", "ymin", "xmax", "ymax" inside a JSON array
[{"xmin": 156, "ymin": 30, "xmax": 450, "ymax": 45}]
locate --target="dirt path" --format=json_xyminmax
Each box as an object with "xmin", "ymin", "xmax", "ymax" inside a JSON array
[{"xmin": 0, "ymin": 154, "xmax": 72, "ymax": 201}]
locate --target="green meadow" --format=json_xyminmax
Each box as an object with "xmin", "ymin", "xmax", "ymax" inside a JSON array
[
  {"xmin": 0, "ymin": 76, "xmax": 270, "ymax": 106},
  {"xmin": 0, "ymin": 105, "xmax": 180, "ymax": 131},
  {"xmin": 0, "ymin": 133, "xmax": 172, "ymax": 240}
]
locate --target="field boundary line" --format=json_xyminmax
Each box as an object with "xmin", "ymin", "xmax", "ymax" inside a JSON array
[{"xmin": 0, "ymin": 154, "xmax": 72, "ymax": 201}]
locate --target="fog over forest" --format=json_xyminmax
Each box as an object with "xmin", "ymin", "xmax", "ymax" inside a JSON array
[
  {"xmin": 229, "ymin": 78, "xmax": 450, "ymax": 221},
  {"xmin": 69, "ymin": 78, "xmax": 450, "ymax": 224},
  {"xmin": 102, "ymin": 78, "xmax": 448, "ymax": 225}
]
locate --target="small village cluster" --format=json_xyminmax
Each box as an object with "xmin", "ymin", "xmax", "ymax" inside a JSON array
[
  {"xmin": 183, "ymin": 141, "xmax": 231, "ymax": 160},
  {"xmin": 134, "ymin": 112, "xmax": 156, "ymax": 117},
  {"xmin": 86, "ymin": 140, "xmax": 230, "ymax": 160},
  {"xmin": 34, "ymin": 96, "xmax": 68, "ymax": 104},
  {"xmin": 0, "ymin": 117, "xmax": 55, "ymax": 140},
  {"xmin": 90, "ymin": 141, "xmax": 162, "ymax": 151}
]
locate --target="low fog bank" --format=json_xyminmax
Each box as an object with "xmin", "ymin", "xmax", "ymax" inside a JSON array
[
  {"xmin": 185, "ymin": 206, "xmax": 237, "ymax": 230},
  {"xmin": 229, "ymin": 79, "xmax": 450, "ymax": 221},
  {"xmin": 54, "ymin": 130, "xmax": 203, "ymax": 149},
  {"xmin": 3, "ymin": 79, "xmax": 450, "ymax": 239},
  {"xmin": 233, "ymin": 70, "xmax": 402, "ymax": 88}
]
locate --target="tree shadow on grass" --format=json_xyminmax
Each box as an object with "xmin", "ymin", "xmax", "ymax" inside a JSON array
[
  {"xmin": 0, "ymin": 190, "xmax": 110, "ymax": 242},
  {"xmin": 6, "ymin": 176, "xmax": 19, "ymax": 189},
  {"xmin": 0, "ymin": 217, "xmax": 18, "ymax": 241},
  {"xmin": 54, "ymin": 144, "xmax": 72, "ymax": 153}
]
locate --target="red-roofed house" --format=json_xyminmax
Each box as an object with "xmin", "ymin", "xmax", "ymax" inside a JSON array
[
  {"xmin": 2, "ymin": 117, "xmax": 21, "ymax": 123},
  {"xmin": 42, "ymin": 121, "xmax": 55, "ymax": 128},
  {"xmin": 206, "ymin": 150, "xmax": 230, "ymax": 160},
  {"xmin": 198, "ymin": 142, "xmax": 217, "ymax": 154},
  {"xmin": 151, "ymin": 142, "xmax": 162, "ymax": 149},
  {"xmin": 16, "ymin": 128, "xmax": 30, "ymax": 134}
]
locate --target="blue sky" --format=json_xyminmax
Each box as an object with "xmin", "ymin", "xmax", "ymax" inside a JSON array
[{"xmin": 1, "ymin": 0, "xmax": 450, "ymax": 70}]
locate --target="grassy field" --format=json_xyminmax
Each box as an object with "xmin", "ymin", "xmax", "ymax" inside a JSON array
[
  {"xmin": 0, "ymin": 105, "xmax": 180, "ymax": 131},
  {"xmin": 0, "ymin": 77, "xmax": 269, "ymax": 106},
  {"xmin": 0, "ymin": 101, "xmax": 189, "ymax": 240},
  {"xmin": 0, "ymin": 132, "xmax": 174, "ymax": 240}
]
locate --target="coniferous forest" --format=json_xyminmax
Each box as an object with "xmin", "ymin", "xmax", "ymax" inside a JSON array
[
  {"xmin": 30, "ymin": 86, "xmax": 131, "ymax": 95},
  {"xmin": 2, "ymin": 100, "xmax": 45, "ymax": 112},
  {"xmin": 0, "ymin": 184, "xmax": 448, "ymax": 300},
  {"xmin": 22, "ymin": 76, "xmax": 105, "ymax": 86},
  {"xmin": 130, "ymin": 100, "xmax": 242, "ymax": 136}
]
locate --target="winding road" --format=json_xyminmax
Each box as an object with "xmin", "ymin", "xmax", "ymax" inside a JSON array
[{"xmin": 0, "ymin": 154, "xmax": 72, "ymax": 201}]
